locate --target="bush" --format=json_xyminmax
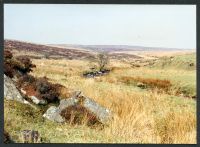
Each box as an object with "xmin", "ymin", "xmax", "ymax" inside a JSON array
[
  {"xmin": 36, "ymin": 77, "xmax": 50, "ymax": 94},
  {"xmin": 15, "ymin": 56, "xmax": 36, "ymax": 74},
  {"xmin": 4, "ymin": 62, "xmax": 14, "ymax": 78},
  {"xmin": 17, "ymin": 74, "xmax": 37, "ymax": 88},
  {"xmin": 17, "ymin": 75, "xmax": 62, "ymax": 103},
  {"xmin": 4, "ymin": 50, "xmax": 36, "ymax": 78},
  {"xmin": 61, "ymin": 105, "xmax": 98, "ymax": 126},
  {"xmin": 35, "ymin": 77, "xmax": 61, "ymax": 102}
]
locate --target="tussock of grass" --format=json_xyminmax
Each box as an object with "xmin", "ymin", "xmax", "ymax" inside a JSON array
[{"xmin": 154, "ymin": 110, "xmax": 196, "ymax": 143}]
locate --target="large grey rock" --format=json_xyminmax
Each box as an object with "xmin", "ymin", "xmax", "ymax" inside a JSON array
[
  {"xmin": 43, "ymin": 106, "xmax": 65, "ymax": 123},
  {"xmin": 4, "ymin": 74, "xmax": 25, "ymax": 103},
  {"xmin": 82, "ymin": 96, "xmax": 112, "ymax": 124}
]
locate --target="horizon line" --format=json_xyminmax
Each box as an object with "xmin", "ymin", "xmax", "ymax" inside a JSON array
[{"xmin": 4, "ymin": 38, "xmax": 196, "ymax": 50}]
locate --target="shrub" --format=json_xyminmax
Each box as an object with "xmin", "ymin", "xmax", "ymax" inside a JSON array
[
  {"xmin": 17, "ymin": 75, "xmax": 62, "ymax": 103},
  {"xmin": 4, "ymin": 50, "xmax": 36, "ymax": 78},
  {"xmin": 36, "ymin": 77, "xmax": 50, "ymax": 94},
  {"xmin": 60, "ymin": 105, "xmax": 99, "ymax": 126},
  {"xmin": 35, "ymin": 77, "xmax": 61, "ymax": 102},
  {"xmin": 4, "ymin": 62, "xmax": 14, "ymax": 78},
  {"xmin": 15, "ymin": 56, "xmax": 36, "ymax": 74},
  {"xmin": 17, "ymin": 74, "xmax": 37, "ymax": 88}
]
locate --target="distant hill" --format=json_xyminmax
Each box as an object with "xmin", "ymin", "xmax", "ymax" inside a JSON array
[
  {"xmin": 4, "ymin": 39, "xmax": 194, "ymax": 61},
  {"xmin": 4, "ymin": 40, "xmax": 94, "ymax": 60},
  {"xmin": 47, "ymin": 44, "xmax": 192, "ymax": 52}
]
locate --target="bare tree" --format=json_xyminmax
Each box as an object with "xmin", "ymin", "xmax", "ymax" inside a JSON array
[
  {"xmin": 96, "ymin": 53, "xmax": 109, "ymax": 71},
  {"xmin": 88, "ymin": 52, "xmax": 109, "ymax": 72}
]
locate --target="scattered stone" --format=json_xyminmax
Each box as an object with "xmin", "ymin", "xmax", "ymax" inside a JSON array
[
  {"xmin": 43, "ymin": 106, "xmax": 65, "ymax": 123},
  {"xmin": 30, "ymin": 96, "xmax": 47, "ymax": 105},
  {"xmin": 20, "ymin": 130, "xmax": 41, "ymax": 143},
  {"xmin": 83, "ymin": 70, "xmax": 110, "ymax": 78},
  {"xmin": 137, "ymin": 82, "xmax": 146, "ymax": 89}
]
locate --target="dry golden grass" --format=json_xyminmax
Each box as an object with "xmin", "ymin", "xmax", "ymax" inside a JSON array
[{"xmin": 6, "ymin": 58, "xmax": 195, "ymax": 143}]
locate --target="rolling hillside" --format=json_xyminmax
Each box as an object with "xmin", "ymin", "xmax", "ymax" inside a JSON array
[{"xmin": 4, "ymin": 40, "xmax": 94, "ymax": 59}]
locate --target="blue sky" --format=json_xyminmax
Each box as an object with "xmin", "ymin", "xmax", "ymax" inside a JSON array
[{"xmin": 4, "ymin": 4, "xmax": 196, "ymax": 49}]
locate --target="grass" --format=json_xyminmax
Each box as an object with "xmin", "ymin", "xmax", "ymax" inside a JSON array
[
  {"xmin": 4, "ymin": 53, "xmax": 196, "ymax": 143},
  {"xmin": 151, "ymin": 53, "xmax": 196, "ymax": 70}
]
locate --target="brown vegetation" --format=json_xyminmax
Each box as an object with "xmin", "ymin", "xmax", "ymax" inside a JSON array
[
  {"xmin": 120, "ymin": 76, "xmax": 172, "ymax": 91},
  {"xmin": 17, "ymin": 75, "xmax": 62, "ymax": 102},
  {"xmin": 4, "ymin": 50, "xmax": 36, "ymax": 78},
  {"xmin": 4, "ymin": 50, "xmax": 66, "ymax": 103},
  {"xmin": 61, "ymin": 105, "xmax": 99, "ymax": 126}
]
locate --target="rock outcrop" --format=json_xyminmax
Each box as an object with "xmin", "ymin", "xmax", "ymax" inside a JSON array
[
  {"xmin": 43, "ymin": 91, "xmax": 112, "ymax": 125},
  {"xmin": 4, "ymin": 74, "xmax": 25, "ymax": 103}
]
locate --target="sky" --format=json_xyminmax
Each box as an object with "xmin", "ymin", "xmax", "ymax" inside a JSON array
[{"xmin": 4, "ymin": 4, "xmax": 196, "ymax": 49}]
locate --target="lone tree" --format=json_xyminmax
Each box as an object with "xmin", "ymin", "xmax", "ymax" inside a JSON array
[
  {"xmin": 88, "ymin": 52, "xmax": 109, "ymax": 72},
  {"xmin": 96, "ymin": 53, "xmax": 109, "ymax": 71}
]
